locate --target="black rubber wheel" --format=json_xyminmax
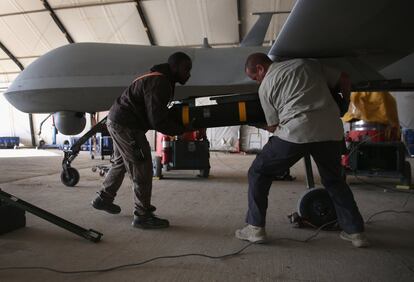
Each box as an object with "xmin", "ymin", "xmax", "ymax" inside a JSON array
[
  {"xmin": 198, "ymin": 168, "xmax": 210, "ymax": 178},
  {"xmin": 163, "ymin": 164, "xmax": 171, "ymax": 172},
  {"xmin": 60, "ymin": 167, "xmax": 80, "ymax": 187},
  {"xmin": 99, "ymin": 170, "xmax": 106, "ymax": 177},
  {"xmin": 298, "ymin": 188, "xmax": 337, "ymax": 227},
  {"xmin": 153, "ymin": 156, "xmax": 162, "ymax": 178},
  {"xmin": 400, "ymin": 161, "xmax": 412, "ymax": 186},
  {"xmin": 38, "ymin": 140, "xmax": 45, "ymax": 147}
]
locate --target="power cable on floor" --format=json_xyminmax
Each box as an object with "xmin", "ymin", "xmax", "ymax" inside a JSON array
[
  {"xmin": 0, "ymin": 219, "xmax": 335, "ymax": 275},
  {"xmin": 402, "ymin": 193, "xmax": 412, "ymax": 208},
  {"xmin": 0, "ymin": 205, "xmax": 412, "ymax": 275},
  {"xmin": 352, "ymin": 175, "xmax": 413, "ymax": 224},
  {"xmin": 374, "ymin": 197, "xmax": 414, "ymax": 275},
  {"xmin": 271, "ymin": 219, "xmax": 338, "ymax": 243},
  {"xmin": 349, "ymin": 174, "xmax": 413, "ymax": 227},
  {"xmin": 352, "ymin": 174, "xmax": 414, "ymax": 194},
  {"xmin": 345, "ymin": 132, "xmax": 412, "ymax": 194},
  {"xmin": 0, "ymin": 242, "xmax": 255, "ymax": 274},
  {"xmin": 1, "ymin": 176, "xmax": 412, "ymax": 275},
  {"xmin": 363, "ymin": 191, "xmax": 412, "ymax": 224},
  {"xmin": 364, "ymin": 210, "xmax": 412, "ymax": 224}
]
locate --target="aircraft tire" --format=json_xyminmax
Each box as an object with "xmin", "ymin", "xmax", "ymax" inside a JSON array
[
  {"xmin": 153, "ymin": 156, "xmax": 162, "ymax": 179},
  {"xmin": 297, "ymin": 188, "xmax": 337, "ymax": 227},
  {"xmin": 198, "ymin": 168, "xmax": 210, "ymax": 178},
  {"xmin": 400, "ymin": 161, "xmax": 412, "ymax": 186},
  {"xmin": 61, "ymin": 167, "xmax": 80, "ymax": 187}
]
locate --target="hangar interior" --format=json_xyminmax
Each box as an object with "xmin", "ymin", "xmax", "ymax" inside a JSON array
[{"xmin": 0, "ymin": 0, "xmax": 413, "ymax": 281}]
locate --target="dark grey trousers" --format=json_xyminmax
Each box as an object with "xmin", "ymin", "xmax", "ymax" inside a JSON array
[
  {"xmin": 98, "ymin": 119, "xmax": 153, "ymax": 215},
  {"xmin": 247, "ymin": 136, "xmax": 364, "ymax": 234}
]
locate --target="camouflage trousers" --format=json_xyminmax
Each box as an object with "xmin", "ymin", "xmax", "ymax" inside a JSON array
[{"xmin": 99, "ymin": 119, "xmax": 153, "ymax": 215}]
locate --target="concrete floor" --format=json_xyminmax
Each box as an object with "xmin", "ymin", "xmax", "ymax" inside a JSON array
[{"xmin": 0, "ymin": 149, "xmax": 413, "ymax": 282}]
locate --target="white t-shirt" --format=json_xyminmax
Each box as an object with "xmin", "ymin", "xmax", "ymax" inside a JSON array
[{"xmin": 258, "ymin": 59, "xmax": 344, "ymax": 143}]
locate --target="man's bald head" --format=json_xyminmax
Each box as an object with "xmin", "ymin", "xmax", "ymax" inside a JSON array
[{"xmin": 245, "ymin": 53, "xmax": 273, "ymax": 83}]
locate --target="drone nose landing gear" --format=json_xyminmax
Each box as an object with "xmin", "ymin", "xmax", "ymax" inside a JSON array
[{"xmin": 61, "ymin": 117, "xmax": 108, "ymax": 187}]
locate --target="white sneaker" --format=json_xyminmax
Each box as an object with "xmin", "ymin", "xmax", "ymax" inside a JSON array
[
  {"xmin": 235, "ymin": 224, "xmax": 267, "ymax": 243},
  {"xmin": 340, "ymin": 231, "xmax": 370, "ymax": 248}
]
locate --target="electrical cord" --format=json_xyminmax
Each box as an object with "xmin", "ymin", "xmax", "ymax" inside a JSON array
[
  {"xmin": 345, "ymin": 130, "xmax": 412, "ymax": 193},
  {"xmin": 352, "ymin": 174, "xmax": 396, "ymax": 190},
  {"xmin": 1, "ymin": 136, "xmax": 412, "ymax": 275},
  {"xmin": 365, "ymin": 210, "xmax": 412, "ymax": 224},
  {"xmin": 344, "ymin": 133, "xmax": 414, "ymax": 223},
  {"xmin": 0, "ymin": 204, "xmax": 412, "ymax": 275},
  {"xmin": 350, "ymin": 174, "xmax": 413, "ymax": 223},
  {"xmin": 0, "ymin": 219, "xmax": 336, "ymax": 275},
  {"xmin": 352, "ymin": 174, "xmax": 414, "ymax": 194},
  {"xmin": 271, "ymin": 219, "xmax": 338, "ymax": 243},
  {"xmin": 345, "ymin": 131, "xmax": 383, "ymax": 158},
  {"xmin": 362, "ymin": 187, "xmax": 414, "ymax": 275},
  {"xmin": 0, "ymin": 242, "xmax": 255, "ymax": 274},
  {"xmin": 402, "ymin": 193, "xmax": 412, "ymax": 208}
]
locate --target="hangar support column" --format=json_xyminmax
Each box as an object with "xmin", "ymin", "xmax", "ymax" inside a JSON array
[{"xmin": 0, "ymin": 41, "xmax": 36, "ymax": 147}]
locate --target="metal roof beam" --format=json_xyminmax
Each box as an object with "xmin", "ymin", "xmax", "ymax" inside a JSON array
[
  {"xmin": 237, "ymin": 0, "xmax": 243, "ymax": 43},
  {"xmin": 47, "ymin": 0, "xmax": 135, "ymax": 11},
  {"xmin": 0, "ymin": 41, "xmax": 24, "ymax": 71},
  {"xmin": 0, "ymin": 71, "xmax": 21, "ymax": 75},
  {"xmin": 0, "ymin": 55, "xmax": 39, "ymax": 61},
  {"xmin": 0, "ymin": 1, "xmax": 136, "ymax": 18},
  {"xmin": 41, "ymin": 0, "xmax": 74, "ymax": 44},
  {"xmin": 0, "ymin": 42, "xmax": 36, "ymax": 146},
  {"xmin": 134, "ymin": 0, "xmax": 155, "ymax": 45}
]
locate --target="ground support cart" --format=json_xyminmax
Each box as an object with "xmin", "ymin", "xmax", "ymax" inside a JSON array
[{"xmin": 153, "ymin": 130, "xmax": 210, "ymax": 179}]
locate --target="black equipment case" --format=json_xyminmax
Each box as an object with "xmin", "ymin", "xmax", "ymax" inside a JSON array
[{"xmin": 0, "ymin": 200, "xmax": 26, "ymax": 235}]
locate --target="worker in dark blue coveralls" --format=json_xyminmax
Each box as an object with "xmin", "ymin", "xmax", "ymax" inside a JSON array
[{"xmin": 236, "ymin": 53, "xmax": 369, "ymax": 248}]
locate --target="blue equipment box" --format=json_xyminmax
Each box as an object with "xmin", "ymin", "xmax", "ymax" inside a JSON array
[
  {"xmin": 95, "ymin": 134, "xmax": 113, "ymax": 156},
  {"xmin": 403, "ymin": 129, "xmax": 414, "ymax": 156},
  {"xmin": 61, "ymin": 137, "xmax": 91, "ymax": 151},
  {"xmin": 0, "ymin": 137, "xmax": 20, "ymax": 149}
]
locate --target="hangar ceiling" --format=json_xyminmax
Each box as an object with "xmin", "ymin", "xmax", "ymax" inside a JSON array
[{"xmin": 0, "ymin": 0, "xmax": 295, "ymax": 93}]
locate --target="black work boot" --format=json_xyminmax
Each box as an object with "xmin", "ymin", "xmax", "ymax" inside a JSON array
[
  {"xmin": 132, "ymin": 213, "xmax": 169, "ymax": 229},
  {"xmin": 91, "ymin": 195, "xmax": 121, "ymax": 214}
]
